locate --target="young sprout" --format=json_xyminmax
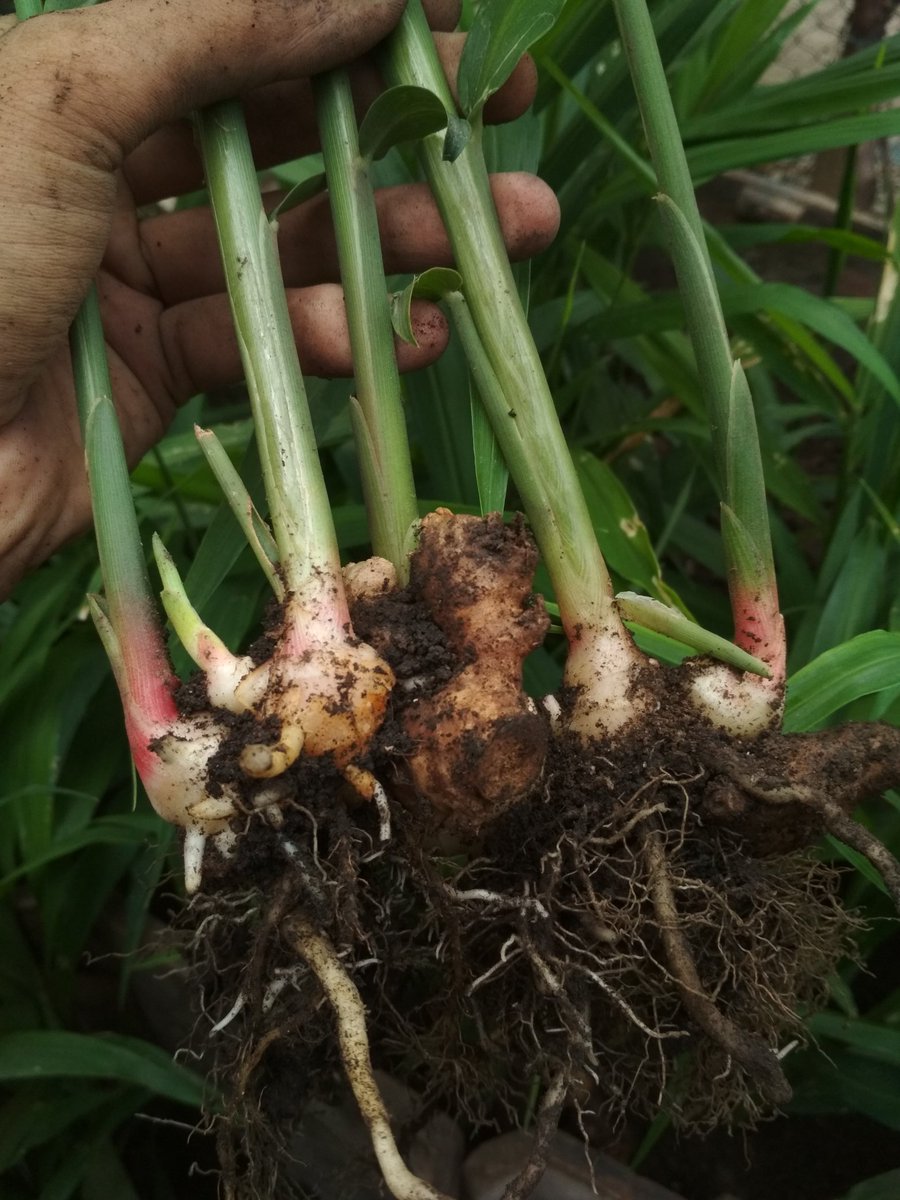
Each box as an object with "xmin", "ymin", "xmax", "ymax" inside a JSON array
[
  {"xmin": 194, "ymin": 99, "xmax": 395, "ymax": 796},
  {"xmin": 613, "ymin": 0, "xmax": 786, "ymax": 735}
]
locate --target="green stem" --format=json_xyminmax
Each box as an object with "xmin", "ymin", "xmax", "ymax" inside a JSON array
[
  {"xmin": 16, "ymin": 0, "xmax": 177, "ymax": 728},
  {"xmin": 70, "ymin": 288, "xmax": 150, "ymax": 624},
  {"xmin": 70, "ymin": 287, "xmax": 178, "ymax": 722},
  {"xmin": 313, "ymin": 70, "xmax": 418, "ymax": 583},
  {"xmin": 381, "ymin": 1, "xmax": 618, "ymax": 641},
  {"xmin": 612, "ymin": 0, "xmax": 781, "ymax": 669},
  {"xmin": 195, "ymin": 100, "xmax": 345, "ymax": 621},
  {"xmin": 611, "ymin": 0, "xmax": 709, "ymax": 271}
]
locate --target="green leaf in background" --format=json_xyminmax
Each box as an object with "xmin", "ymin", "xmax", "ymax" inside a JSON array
[
  {"xmin": 358, "ymin": 85, "xmax": 447, "ymax": 162},
  {"xmin": 807, "ymin": 1013, "xmax": 900, "ymax": 1070},
  {"xmin": 471, "ymin": 397, "xmax": 508, "ymax": 516},
  {"xmin": 824, "ymin": 834, "xmax": 893, "ymax": 898},
  {"xmin": 0, "ymin": 1086, "xmax": 112, "ymax": 1174},
  {"xmin": 789, "ymin": 1048, "xmax": 900, "ymax": 1131},
  {"xmin": 840, "ymin": 1171, "xmax": 900, "ymax": 1200},
  {"xmin": 458, "ymin": 0, "xmax": 567, "ymax": 118},
  {"xmin": 573, "ymin": 448, "xmax": 679, "ymax": 604},
  {"xmin": 0, "ymin": 1031, "xmax": 207, "ymax": 1108},
  {"xmin": 784, "ymin": 631, "xmax": 900, "ymax": 732},
  {"xmin": 725, "ymin": 283, "xmax": 900, "ymax": 407},
  {"xmin": 267, "ymin": 172, "xmax": 326, "ymax": 226},
  {"xmin": 0, "ymin": 813, "xmax": 163, "ymax": 890}
]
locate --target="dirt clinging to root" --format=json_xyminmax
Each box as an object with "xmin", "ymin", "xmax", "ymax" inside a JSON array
[{"xmin": 178, "ymin": 512, "xmax": 898, "ymax": 1199}]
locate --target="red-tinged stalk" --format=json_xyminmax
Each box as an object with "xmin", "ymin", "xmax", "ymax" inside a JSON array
[
  {"xmin": 382, "ymin": 2, "xmax": 652, "ymax": 740},
  {"xmin": 195, "ymin": 100, "xmax": 395, "ymax": 780},
  {"xmin": 613, "ymin": 0, "xmax": 785, "ymax": 734},
  {"xmin": 20, "ymin": 0, "xmax": 243, "ymax": 890},
  {"xmin": 70, "ymin": 289, "xmax": 239, "ymax": 892}
]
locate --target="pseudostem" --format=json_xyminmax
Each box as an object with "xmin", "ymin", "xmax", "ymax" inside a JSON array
[
  {"xmin": 314, "ymin": 68, "xmax": 419, "ymax": 580},
  {"xmin": 383, "ymin": 2, "xmax": 652, "ymax": 741},
  {"xmin": 284, "ymin": 913, "xmax": 452, "ymax": 1200}
]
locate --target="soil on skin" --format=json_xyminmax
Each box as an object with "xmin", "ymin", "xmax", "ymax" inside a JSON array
[{"xmin": 173, "ymin": 514, "xmax": 900, "ymax": 1200}]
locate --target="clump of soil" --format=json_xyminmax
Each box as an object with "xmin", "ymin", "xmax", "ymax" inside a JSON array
[{"xmin": 175, "ymin": 512, "xmax": 900, "ymax": 1200}]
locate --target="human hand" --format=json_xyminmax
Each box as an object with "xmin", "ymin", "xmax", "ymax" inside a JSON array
[{"xmin": 0, "ymin": 0, "xmax": 559, "ymax": 598}]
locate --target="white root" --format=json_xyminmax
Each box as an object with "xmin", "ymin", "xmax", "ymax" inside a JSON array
[
  {"xmin": 373, "ymin": 778, "xmax": 392, "ymax": 843},
  {"xmin": 285, "ymin": 914, "xmax": 452, "ymax": 1200},
  {"xmin": 182, "ymin": 828, "xmax": 207, "ymax": 895},
  {"xmin": 210, "ymin": 992, "xmax": 246, "ymax": 1035}
]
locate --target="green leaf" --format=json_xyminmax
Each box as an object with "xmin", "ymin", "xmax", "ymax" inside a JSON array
[
  {"xmin": 442, "ymin": 113, "xmax": 471, "ymax": 161},
  {"xmin": 458, "ymin": 0, "xmax": 566, "ymax": 118},
  {"xmin": 728, "ymin": 283, "xmax": 900, "ymax": 406},
  {"xmin": 407, "ymin": 266, "xmax": 463, "ymax": 300},
  {"xmin": 840, "ymin": 1171, "xmax": 900, "ymax": 1200},
  {"xmin": 0, "ymin": 1031, "xmax": 207, "ymax": 1107},
  {"xmin": 686, "ymin": 109, "xmax": 900, "ymax": 181},
  {"xmin": 616, "ymin": 592, "xmax": 769, "ymax": 676},
  {"xmin": 390, "ymin": 268, "xmax": 463, "ymax": 344},
  {"xmin": 784, "ymin": 631, "xmax": 900, "ymax": 732},
  {"xmin": 357, "ymin": 85, "xmax": 447, "ymax": 162},
  {"xmin": 789, "ymin": 1048, "xmax": 900, "ymax": 1130},
  {"xmin": 0, "ymin": 814, "xmax": 163, "ymax": 890},
  {"xmin": 0, "ymin": 1086, "xmax": 110, "ymax": 1173},
  {"xmin": 573, "ymin": 449, "xmax": 672, "ymax": 601},
  {"xmin": 807, "ymin": 1014, "xmax": 900, "ymax": 1069},
  {"xmin": 193, "ymin": 426, "xmax": 281, "ymax": 596},
  {"xmin": 267, "ymin": 171, "xmax": 326, "ymax": 225},
  {"xmin": 471, "ymin": 396, "xmax": 508, "ymax": 516}
]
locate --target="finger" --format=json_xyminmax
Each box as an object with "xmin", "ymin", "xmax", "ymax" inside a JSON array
[
  {"xmin": 124, "ymin": 36, "xmax": 537, "ymax": 206},
  {"xmin": 0, "ymin": 0, "xmax": 409, "ymax": 419},
  {"xmin": 421, "ymin": 0, "xmax": 461, "ymax": 31},
  {"xmin": 4, "ymin": 0, "xmax": 409, "ymax": 167},
  {"xmin": 158, "ymin": 286, "xmax": 449, "ymax": 402},
  {"xmin": 138, "ymin": 174, "xmax": 560, "ymax": 306}
]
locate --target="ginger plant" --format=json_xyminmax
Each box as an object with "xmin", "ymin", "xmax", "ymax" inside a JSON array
[
  {"xmin": 40, "ymin": 0, "xmax": 900, "ymax": 1195},
  {"xmin": 372, "ymin": 0, "xmax": 900, "ymax": 1139},
  {"xmin": 68, "ymin": 92, "xmax": 398, "ymax": 894}
]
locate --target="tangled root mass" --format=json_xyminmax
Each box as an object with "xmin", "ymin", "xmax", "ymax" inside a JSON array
[{"xmin": 181, "ymin": 514, "xmax": 897, "ymax": 1198}]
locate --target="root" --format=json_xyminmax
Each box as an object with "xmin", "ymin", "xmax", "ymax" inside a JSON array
[
  {"xmin": 701, "ymin": 724, "xmax": 900, "ymax": 903},
  {"xmin": 499, "ymin": 1068, "xmax": 569, "ymax": 1200},
  {"xmin": 821, "ymin": 800, "xmax": 900, "ymax": 911},
  {"xmin": 643, "ymin": 827, "xmax": 792, "ymax": 1105},
  {"xmin": 282, "ymin": 911, "xmax": 453, "ymax": 1200}
]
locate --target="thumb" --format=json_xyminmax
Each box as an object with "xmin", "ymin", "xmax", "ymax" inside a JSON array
[
  {"xmin": 0, "ymin": 0, "xmax": 406, "ymax": 413},
  {"xmin": 4, "ymin": 0, "xmax": 406, "ymax": 162}
]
